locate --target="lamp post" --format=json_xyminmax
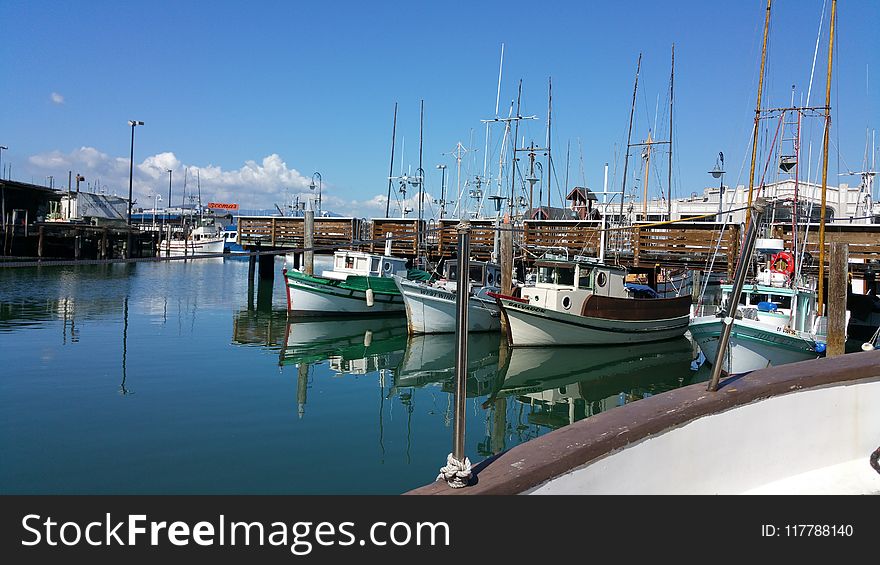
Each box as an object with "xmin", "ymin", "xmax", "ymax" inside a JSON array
[
  {"xmin": 127, "ymin": 121, "xmax": 144, "ymax": 226},
  {"xmin": 309, "ymin": 172, "xmax": 322, "ymax": 215},
  {"xmin": 436, "ymin": 164, "xmax": 447, "ymax": 219},
  {"xmin": 152, "ymin": 194, "xmax": 162, "ymax": 229},
  {"xmin": 0, "ymin": 145, "xmax": 7, "ymax": 180},
  {"xmin": 709, "ymin": 152, "xmax": 725, "ymax": 218}
]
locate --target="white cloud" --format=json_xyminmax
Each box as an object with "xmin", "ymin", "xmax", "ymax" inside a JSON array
[
  {"xmin": 24, "ymin": 146, "xmax": 443, "ymax": 219},
  {"xmin": 50, "ymin": 92, "xmax": 64, "ymax": 104}
]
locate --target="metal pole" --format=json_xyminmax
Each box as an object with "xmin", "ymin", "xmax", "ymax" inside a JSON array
[
  {"xmin": 304, "ymin": 207, "xmax": 315, "ymax": 276},
  {"xmin": 385, "ymin": 103, "xmax": 398, "ymax": 218},
  {"xmin": 453, "ymin": 221, "xmax": 470, "ymax": 460},
  {"xmin": 441, "ymin": 219, "xmax": 472, "ymax": 488},
  {"xmin": 707, "ymin": 198, "xmax": 767, "ymax": 392},
  {"xmin": 667, "ymin": 43, "xmax": 674, "ymax": 220}
]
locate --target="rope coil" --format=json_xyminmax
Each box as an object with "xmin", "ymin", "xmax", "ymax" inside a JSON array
[{"xmin": 437, "ymin": 453, "xmax": 472, "ymax": 489}]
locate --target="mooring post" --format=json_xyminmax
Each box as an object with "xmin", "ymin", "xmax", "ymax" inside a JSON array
[
  {"xmin": 500, "ymin": 216, "xmax": 513, "ymax": 333},
  {"xmin": 707, "ymin": 198, "xmax": 767, "ymax": 392},
  {"xmin": 297, "ymin": 362, "xmax": 309, "ymax": 419},
  {"xmin": 102, "ymin": 228, "xmax": 109, "ymax": 259},
  {"xmin": 73, "ymin": 228, "xmax": 81, "ymax": 260},
  {"xmin": 437, "ymin": 219, "xmax": 472, "ymax": 488},
  {"xmin": 248, "ymin": 241, "xmax": 258, "ymax": 284},
  {"xmin": 304, "ymin": 207, "xmax": 315, "ymax": 276},
  {"xmin": 37, "ymin": 226, "xmax": 44, "ymax": 259},
  {"xmin": 827, "ymin": 242, "xmax": 848, "ymax": 357}
]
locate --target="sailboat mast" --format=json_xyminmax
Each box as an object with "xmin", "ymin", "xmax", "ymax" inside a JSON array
[
  {"xmin": 667, "ymin": 43, "xmax": 674, "ymax": 219},
  {"xmin": 546, "ymin": 77, "xmax": 552, "ymax": 211},
  {"xmin": 385, "ymin": 102, "xmax": 398, "ymax": 217},
  {"xmin": 817, "ymin": 0, "xmax": 837, "ymax": 313},
  {"xmin": 745, "ymin": 0, "xmax": 773, "ymax": 231},
  {"xmin": 418, "ymin": 99, "xmax": 424, "ymax": 263},
  {"xmin": 618, "ymin": 53, "xmax": 642, "ymax": 226},
  {"xmin": 509, "ymin": 80, "xmax": 523, "ymax": 217}
]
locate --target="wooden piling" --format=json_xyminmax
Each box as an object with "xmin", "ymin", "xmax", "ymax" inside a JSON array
[
  {"xmin": 827, "ymin": 242, "xmax": 848, "ymax": 357},
  {"xmin": 102, "ymin": 229, "xmax": 109, "ymax": 259},
  {"xmin": 248, "ymin": 241, "xmax": 258, "ymax": 285},
  {"xmin": 38, "ymin": 226, "xmax": 44, "ymax": 258},
  {"xmin": 304, "ymin": 209, "xmax": 315, "ymax": 276},
  {"xmin": 73, "ymin": 228, "xmax": 81, "ymax": 260}
]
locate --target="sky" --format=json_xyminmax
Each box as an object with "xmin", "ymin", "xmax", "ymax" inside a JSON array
[{"xmin": 1, "ymin": 0, "xmax": 877, "ymax": 218}]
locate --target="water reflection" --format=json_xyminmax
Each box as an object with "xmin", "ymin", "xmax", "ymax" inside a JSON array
[{"xmin": 246, "ymin": 313, "xmax": 702, "ymax": 443}]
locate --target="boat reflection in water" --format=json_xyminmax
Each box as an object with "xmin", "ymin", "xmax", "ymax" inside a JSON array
[
  {"xmin": 492, "ymin": 337, "xmax": 702, "ymax": 431},
  {"xmin": 392, "ymin": 333, "xmax": 503, "ymax": 397}
]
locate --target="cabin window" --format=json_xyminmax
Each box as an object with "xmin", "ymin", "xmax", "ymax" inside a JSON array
[
  {"xmin": 486, "ymin": 272, "xmax": 494, "ymax": 286},
  {"xmin": 383, "ymin": 261, "xmax": 393, "ymax": 273},
  {"xmin": 596, "ymin": 272, "xmax": 607, "ymax": 288},
  {"xmin": 538, "ymin": 266, "xmax": 574, "ymax": 286},
  {"xmin": 469, "ymin": 265, "xmax": 484, "ymax": 283},
  {"xmin": 578, "ymin": 267, "xmax": 593, "ymax": 289},
  {"xmin": 371, "ymin": 257, "xmax": 380, "ymax": 272},
  {"xmin": 345, "ymin": 256, "xmax": 356, "ymax": 269},
  {"xmin": 446, "ymin": 265, "xmax": 458, "ymax": 280}
]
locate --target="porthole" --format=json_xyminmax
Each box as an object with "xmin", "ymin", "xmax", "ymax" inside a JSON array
[
  {"xmin": 383, "ymin": 262, "xmax": 392, "ymax": 272},
  {"xmin": 487, "ymin": 272, "xmax": 494, "ymax": 285},
  {"xmin": 561, "ymin": 296, "xmax": 571, "ymax": 310},
  {"xmin": 597, "ymin": 272, "xmax": 607, "ymax": 287}
]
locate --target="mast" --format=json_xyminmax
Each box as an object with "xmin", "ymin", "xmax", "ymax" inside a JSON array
[
  {"xmin": 667, "ymin": 43, "xmax": 674, "ymax": 219},
  {"xmin": 642, "ymin": 130, "xmax": 653, "ymax": 219},
  {"xmin": 508, "ymin": 80, "xmax": 523, "ymax": 218},
  {"xmin": 745, "ymin": 0, "xmax": 772, "ymax": 232},
  {"xmin": 418, "ymin": 99, "xmax": 424, "ymax": 262},
  {"xmin": 817, "ymin": 0, "xmax": 837, "ymax": 313},
  {"xmin": 385, "ymin": 102, "xmax": 398, "ymax": 217},
  {"xmin": 546, "ymin": 77, "xmax": 552, "ymax": 212},
  {"xmin": 617, "ymin": 53, "xmax": 642, "ymax": 226}
]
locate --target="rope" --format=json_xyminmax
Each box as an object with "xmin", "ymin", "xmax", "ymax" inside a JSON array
[{"xmin": 437, "ymin": 453, "xmax": 472, "ymax": 489}]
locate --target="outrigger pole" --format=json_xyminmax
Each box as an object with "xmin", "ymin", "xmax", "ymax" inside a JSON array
[{"xmin": 817, "ymin": 0, "xmax": 837, "ymax": 313}]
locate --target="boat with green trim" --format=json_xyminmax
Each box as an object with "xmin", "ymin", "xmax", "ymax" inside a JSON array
[
  {"xmin": 689, "ymin": 279, "xmax": 826, "ymax": 374},
  {"xmin": 283, "ymin": 249, "xmax": 431, "ymax": 316}
]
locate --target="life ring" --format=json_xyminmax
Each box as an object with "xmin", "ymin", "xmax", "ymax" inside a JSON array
[{"xmin": 769, "ymin": 251, "xmax": 795, "ymax": 276}]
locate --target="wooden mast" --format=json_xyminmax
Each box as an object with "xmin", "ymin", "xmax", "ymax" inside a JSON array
[
  {"xmin": 617, "ymin": 53, "xmax": 642, "ymax": 227},
  {"xmin": 817, "ymin": 0, "xmax": 837, "ymax": 313},
  {"xmin": 745, "ymin": 0, "xmax": 773, "ymax": 232},
  {"xmin": 384, "ymin": 102, "xmax": 398, "ymax": 217},
  {"xmin": 667, "ymin": 43, "xmax": 674, "ymax": 219},
  {"xmin": 642, "ymin": 131, "xmax": 653, "ymax": 219}
]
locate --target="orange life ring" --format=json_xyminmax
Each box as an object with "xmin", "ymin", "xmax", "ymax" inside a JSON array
[{"xmin": 770, "ymin": 251, "xmax": 795, "ymax": 276}]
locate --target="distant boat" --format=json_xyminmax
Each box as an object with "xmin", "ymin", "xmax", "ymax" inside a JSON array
[
  {"xmin": 158, "ymin": 221, "xmax": 224, "ymax": 256},
  {"xmin": 497, "ymin": 257, "xmax": 691, "ymax": 346},
  {"xmin": 283, "ymin": 249, "xmax": 431, "ymax": 316},
  {"xmin": 395, "ymin": 259, "xmax": 502, "ymax": 334},
  {"xmin": 223, "ymin": 225, "xmax": 245, "ymax": 254}
]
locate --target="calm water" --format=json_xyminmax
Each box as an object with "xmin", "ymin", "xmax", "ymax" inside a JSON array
[{"xmin": 0, "ymin": 258, "xmax": 708, "ymax": 494}]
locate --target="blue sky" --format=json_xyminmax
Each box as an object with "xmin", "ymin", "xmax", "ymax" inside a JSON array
[{"xmin": 1, "ymin": 0, "xmax": 877, "ymax": 217}]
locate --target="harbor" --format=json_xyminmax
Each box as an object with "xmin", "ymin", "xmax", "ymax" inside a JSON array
[{"xmin": 2, "ymin": 0, "xmax": 879, "ymax": 502}]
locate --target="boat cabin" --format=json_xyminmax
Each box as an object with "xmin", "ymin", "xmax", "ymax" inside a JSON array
[
  {"xmin": 321, "ymin": 250, "xmax": 408, "ymax": 281},
  {"xmin": 720, "ymin": 283, "xmax": 817, "ymax": 332},
  {"xmin": 442, "ymin": 260, "xmax": 501, "ymax": 289},
  {"xmin": 521, "ymin": 259, "xmax": 629, "ymax": 313}
]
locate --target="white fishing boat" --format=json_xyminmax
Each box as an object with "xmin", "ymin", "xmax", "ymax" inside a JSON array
[
  {"xmin": 158, "ymin": 221, "xmax": 225, "ymax": 256},
  {"xmin": 497, "ymin": 257, "xmax": 691, "ymax": 346},
  {"xmin": 395, "ymin": 259, "xmax": 502, "ymax": 334},
  {"xmin": 283, "ymin": 248, "xmax": 430, "ymax": 316}
]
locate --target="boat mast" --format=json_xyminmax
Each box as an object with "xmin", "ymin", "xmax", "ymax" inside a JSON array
[
  {"xmin": 418, "ymin": 99, "xmax": 424, "ymax": 265},
  {"xmin": 546, "ymin": 77, "xmax": 552, "ymax": 212},
  {"xmin": 667, "ymin": 43, "xmax": 674, "ymax": 220},
  {"xmin": 745, "ymin": 0, "xmax": 772, "ymax": 232},
  {"xmin": 817, "ymin": 0, "xmax": 837, "ymax": 314},
  {"xmin": 617, "ymin": 53, "xmax": 641, "ymax": 228},
  {"xmin": 385, "ymin": 102, "xmax": 398, "ymax": 217},
  {"xmin": 508, "ymin": 80, "xmax": 523, "ymax": 219}
]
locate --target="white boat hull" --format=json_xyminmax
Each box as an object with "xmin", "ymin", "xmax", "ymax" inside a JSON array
[
  {"xmin": 689, "ymin": 315, "xmax": 820, "ymax": 374},
  {"xmin": 500, "ymin": 298, "xmax": 689, "ymax": 346},
  {"xmin": 285, "ymin": 274, "xmax": 404, "ymax": 316},
  {"xmin": 396, "ymin": 279, "xmax": 501, "ymax": 334},
  {"xmin": 158, "ymin": 238, "xmax": 225, "ymax": 256}
]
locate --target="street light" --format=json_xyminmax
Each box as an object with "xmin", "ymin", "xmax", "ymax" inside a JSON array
[
  {"xmin": 0, "ymin": 145, "xmax": 7, "ymax": 180},
  {"xmin": 436, "ymin": 164, "xmax": 447, "ymax": 219},
  {"xmin": 127, "ymin": 120, "xmax": 144, "ymax": 226},
  {"xmin": 309, "ymin": 172, "xmax": 322, "ymax": 215},
  {"xmin": 152, "ymin": 194, "xmax": 162, "ymax": 228},
  {"xmin": 709, "ymin": 152, "xmax": 725, "ymax": 217}
]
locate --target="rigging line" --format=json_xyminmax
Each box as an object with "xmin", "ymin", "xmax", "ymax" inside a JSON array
[{"xmin": 806, "ymin": 0, "xmax": 828, "ymax": 106}]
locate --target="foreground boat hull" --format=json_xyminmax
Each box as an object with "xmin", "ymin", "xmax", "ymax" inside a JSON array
[
  {"xmin": 396, "ymin": 279, "xmax": 501, "ymax": 334},
  {"xmin": 689, "ymin": 315, "xmax": 820, "ymax": 374},
  {"xmin": 284, "ymin": 270, "xmax": 404, "ymax": 315},
  {"xmin": 499, "ymin": 297, "xmax": 689, "ymax": 346}
]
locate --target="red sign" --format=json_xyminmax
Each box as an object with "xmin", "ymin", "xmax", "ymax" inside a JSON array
[{"xmin": 208, "ymin": 202, "xmax": 239, "ymax": 210}]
